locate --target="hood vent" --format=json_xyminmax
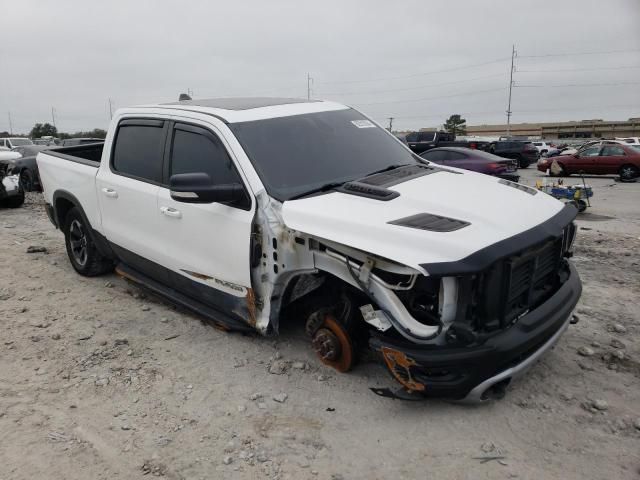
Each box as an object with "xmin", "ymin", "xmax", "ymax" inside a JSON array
[
  {"xmin": 389, "ymin": 213, "xmax": 470, "ymax": 232},
  {"xmin": 361, "ymin": 164, "xmax": 450, "ymax": 188},
  {"xmin": 337, "ymin": 182, "xmax": 400, "ymax": 201},
  {"xmin": 499, "ymin": 178, "xmax": 538, "ymax": 195}
]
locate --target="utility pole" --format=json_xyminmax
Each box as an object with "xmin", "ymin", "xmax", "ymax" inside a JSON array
[
  {"xmin": 8, "ymin": 112, "xmax": 13, "ymax": 135},
  {"xmin": 505, "ymin": 44, "xmax": 516, "ymax": 137},
  {"xmin": 307, "ymin": 73, "xmax": 313, "ymax": 100},
  {"xmin": 388, "ymin": 117, "xmax": 394, "ymax": 132},
  {"xmin": 51, "ymin": 107, "xmax": 57, "ymax": 128},
  {"xmin": 108, "ymin": 98, "xmax": 114, "ymax": 120}
]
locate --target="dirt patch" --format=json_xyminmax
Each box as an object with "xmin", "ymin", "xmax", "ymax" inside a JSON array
[{"xmin": 1, "ymin": 192, "xmax": 639, "ymax": 479}]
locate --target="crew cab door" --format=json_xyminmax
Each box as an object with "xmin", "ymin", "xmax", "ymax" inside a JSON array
[
  {"xmin": 96, "ymin": 118, "xmax": 168, "ymax": 277},
  {"xmin": 156, "ymin": 121, "xmax": 254, "ymax": 298}
]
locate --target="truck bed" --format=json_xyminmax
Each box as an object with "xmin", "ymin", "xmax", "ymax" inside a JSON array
[
  {"xmin": 36, "ymin": 142, "xmax": 105, "ymax": 232},
  {"xmin": 41, "ymin": 142, "xmax": 104, "ymax": 167}
]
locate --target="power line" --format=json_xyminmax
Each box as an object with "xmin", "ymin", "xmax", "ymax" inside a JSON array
[
  {"xmin": 354, "ymin": 86, "xmax": 507, "ymax": 107},
  {"xmin": 518, "ymin": 65, "xmax": 640, "ymax": 73},
  {"xmin": 316, "ymin": 57, "xmax": 510, "ymax": 85},
  {"xmin": 318, "ymin": 72, "xmax": 504, "ymax": 96},
  {"xmin": 515, "ymin": 81, "xmax": 640, "ymax": 88},
  {"xmin": 518, "ymin": 48, "xmax": 640, "ymax": 58}
]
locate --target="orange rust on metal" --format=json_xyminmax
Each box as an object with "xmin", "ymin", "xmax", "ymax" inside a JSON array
[
  {"xmin": 180, "ymin": 269, "xmax": 214, "ymax": 281},
  {"xmin": 316, "ymin": 315, "xmax": 353, "ymax": 372},
  {"xmin": 380, "ymin": 346, "xmax": 426, "ymax": 392},
  {"xmin": 245, "ymin": 288, "xmax": 258, "ymax": 326},
  {"xmin": 115, "ymin": 266, "xmax": 135, "ymax": 282}
]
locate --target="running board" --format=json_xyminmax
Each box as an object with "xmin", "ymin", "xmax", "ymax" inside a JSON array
[{"xmin": 115, "ymin": 263, "xmax": 255, "ymax": 333}]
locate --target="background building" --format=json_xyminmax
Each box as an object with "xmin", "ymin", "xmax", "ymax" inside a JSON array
[{"xmin": 466, "ymin": 118, "xmax": 640, "ymax": 140}]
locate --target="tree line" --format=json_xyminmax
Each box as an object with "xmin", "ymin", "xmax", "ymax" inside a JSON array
[{"xmin": 0, "ymin": 123, "xmax": 107, "ymax": 140}]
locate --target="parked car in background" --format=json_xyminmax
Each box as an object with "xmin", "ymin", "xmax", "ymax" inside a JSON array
[
  {"xmin": 0, "ymin": 137, "xmax": 34, "ymax": 149},
  {"xmin": 405, "ymin": 130, "xmax": 490, "ymax": 154},
  {"xmin": 11, "ymin": 145, "xmax": 51, "ymax": 191},
  {"xmin": 0, "ymin": 158, "xmax": 25, "ymax": 208},
  {"xmin": 488, "ymin": 140, "xmax": 539, "ymax": 168},
  {"xmin": 560, "ymin": 139, "xmax": 626, "ymax": 156},
  {"xmin": 616, "ymin": 137, "xmax": 640, "ymax": 145},
  {"xmin": 537, "ymin": 143, "xmax": 640, "ymax": 180},
  {"xmin": 419, "ymin": 147, "xmax": 519, "ymax": 182},
  {"xmin": 532, "ymin": 141, "xmax": 554, "ymax": 155}
]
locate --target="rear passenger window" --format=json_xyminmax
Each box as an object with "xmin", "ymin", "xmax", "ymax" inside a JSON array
[
  {"xmin": 601, "ymin": 146, "xmax": 625, "ymax": 156},
  {"xmin": 112, "ymin": 122, "xmax": 165, "ymax": 183},
  {"xmin": 170, "ymin": 125, "xmax": 242, "ymax": 185}
]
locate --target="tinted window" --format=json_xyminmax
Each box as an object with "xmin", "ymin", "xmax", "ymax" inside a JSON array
[
  {"xmin": 112, "ymin": 123, "xmax": 165, "ymax": 182},
  {"xmin": 405, "ymin": 132, "xmax": 419, "ymax": 142},
  {"xmin": 446, "ymin": 151, "xmax": 467, "ymax": 161},
  {"xmin": 229, "ymin": 109, "xmax": 421, "ymax": 201},
  {"xmin": 418, "ymin": 131, "xmax": 436, "ymax": 142},
  {"xmin": 601, "ymin": 146, "xmax": 625, "ymax": 156},
  {"xmin": 580, "ymin": 146, "xmax": 601, "ymax": 157},
  {"xmin": 420, "ymin": 150, "xmax": 448, "ymax": 162},
  {"xmin": 170, "ymin": 126, "xmax": 242, "ymax": 185}
]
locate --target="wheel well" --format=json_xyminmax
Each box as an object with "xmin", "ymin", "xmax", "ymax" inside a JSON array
[
  {"xmin": 619, "ymin": 163, "xmax": 638, "ymax": 172},
  {"xmin": 54, "ymin": 197, "xmax": 75, "ymax": 230}
]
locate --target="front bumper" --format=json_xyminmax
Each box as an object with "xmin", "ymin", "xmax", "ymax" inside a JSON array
[{"xmin": 370, "ymin": 262, "xmax": 582, "ymax": 401}]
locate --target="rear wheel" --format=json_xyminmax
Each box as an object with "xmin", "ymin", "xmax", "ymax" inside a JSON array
[
  {"xmin": 517, "ymin": 156, "xmax": 530, "ymax": 168},
  {"xmin": 63, "ymin": 207, "xmax": 113, "ymax": 276},
  {"xmin": 5, "ymin": 190, "xmax": 25, "ymax": 208},
  {"xmin": 619, "ymin": 164, "xmax": 638, "ymax": 181}
]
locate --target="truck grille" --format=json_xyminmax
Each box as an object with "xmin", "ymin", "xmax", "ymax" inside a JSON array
[
  {"xmin": 475, "ymin": 237, "xmax": 564, "ymax": 331},
  {"xmin": 503, "ymin": 239, "xmax": 562, "ymax": 323}
]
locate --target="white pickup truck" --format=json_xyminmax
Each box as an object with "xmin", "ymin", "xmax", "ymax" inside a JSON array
[{"xmin": 37, "ymin": 98, "xmax": 582, "ymax": 401}]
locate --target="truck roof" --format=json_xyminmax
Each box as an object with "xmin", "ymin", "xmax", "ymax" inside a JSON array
[{"xmin": 134, "ymin": 97, "xmax": 349, "ymax": 123}]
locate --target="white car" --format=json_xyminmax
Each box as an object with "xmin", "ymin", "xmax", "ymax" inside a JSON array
[
  {"xmin": 37, "ymin": 97, "xmax": 582, "ymax": 401},
  {"xmin": 616, "ymin": 137, "xmax": 640, "ymax": 145},
  {"xmin": 0, "ymin": 137, "xmax": 34, "ymax": 149},
  {"xmin": 531, "ymin": 141, "xmax": 554, "ymax": 154}
]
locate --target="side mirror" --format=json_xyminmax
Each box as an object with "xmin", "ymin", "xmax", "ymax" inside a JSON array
[{"xmin": 169, "ymin": 173, "xmax": 245, "ymax": 205}]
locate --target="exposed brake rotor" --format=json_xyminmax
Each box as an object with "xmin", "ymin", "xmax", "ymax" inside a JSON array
[{"xmin": 309, "ymin": 314, "xmax": 354, "ymax": 373}]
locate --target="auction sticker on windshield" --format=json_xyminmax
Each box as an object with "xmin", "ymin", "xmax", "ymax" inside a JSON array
[{"xmin": 351, "ymin": 119, "xmax": 376, "ymax": 129}]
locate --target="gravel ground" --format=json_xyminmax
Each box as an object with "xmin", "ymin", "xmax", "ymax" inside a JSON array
[{"xmin": 1, "ymin": 172, "xmax": 639, "ymax": 479}]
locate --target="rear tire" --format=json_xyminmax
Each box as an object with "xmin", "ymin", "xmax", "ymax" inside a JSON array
[
  {"xmin": 20, "ymin": 169, "xmax": 34, "ymax": 192},
  {"xmin": 619, "ymin": 164, "xmax": 638, "ymax": 181},
  {"xmin": 63, "ymin": 207, "xmax": 113, "ymax": 276},
  {"xmin": 5, "ymin": 189, "xmax": 25, "ymax": 208},
  {"xmin": 517, "ymin": 156, "xmax": 530, "ymax": 168}
]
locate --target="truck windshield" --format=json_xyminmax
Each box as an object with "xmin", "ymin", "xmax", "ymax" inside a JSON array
[{"xmin": 229, "ymin": 109, "xmax": 420, "ymax": 201}]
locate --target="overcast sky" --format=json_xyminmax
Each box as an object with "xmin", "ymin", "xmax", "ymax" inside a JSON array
[{"xmin": 1, "ymin": 0, "xmax": 639, "ymax": 133}]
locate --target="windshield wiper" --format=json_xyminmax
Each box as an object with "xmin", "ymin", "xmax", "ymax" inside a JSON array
[{"xmin": 289, "ymin": 181, "xmax": 347, "ymax": 200}]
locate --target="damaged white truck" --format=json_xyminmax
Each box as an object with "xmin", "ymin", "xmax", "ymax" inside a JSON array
[{"xmin": 37, "ymin": 98, "xmax": 582, "ymax": 401}]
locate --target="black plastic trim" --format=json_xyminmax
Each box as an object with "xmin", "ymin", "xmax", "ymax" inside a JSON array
[
  {"xmin": 40, "ymin": 147, "xmax": 102, "ymax": 168},
  {"xmin": 420, "ymin": 203, "xmax": 578, "ymax": 276},
  {"xmin": 336, "ymin": 182, "xmax": 400, "ymax": 201}
]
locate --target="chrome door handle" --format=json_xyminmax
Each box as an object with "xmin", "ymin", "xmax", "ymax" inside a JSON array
[
  {"xmin": 101, "ymin": 187, "xmax": 118, "ymax": 198},
  {"xmin": 160, "ymin": 206, "xmax": 182, "ymax": 218}
]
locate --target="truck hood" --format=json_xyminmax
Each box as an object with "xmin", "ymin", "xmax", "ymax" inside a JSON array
[{"xmin": 282, "ymin": 168, "xmax": 565, "ymax": 273}]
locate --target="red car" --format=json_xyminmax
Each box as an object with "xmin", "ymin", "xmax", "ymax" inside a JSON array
[{"xmin": 537, "ymin": 144, "xmax": 640, "ymax": 180}]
